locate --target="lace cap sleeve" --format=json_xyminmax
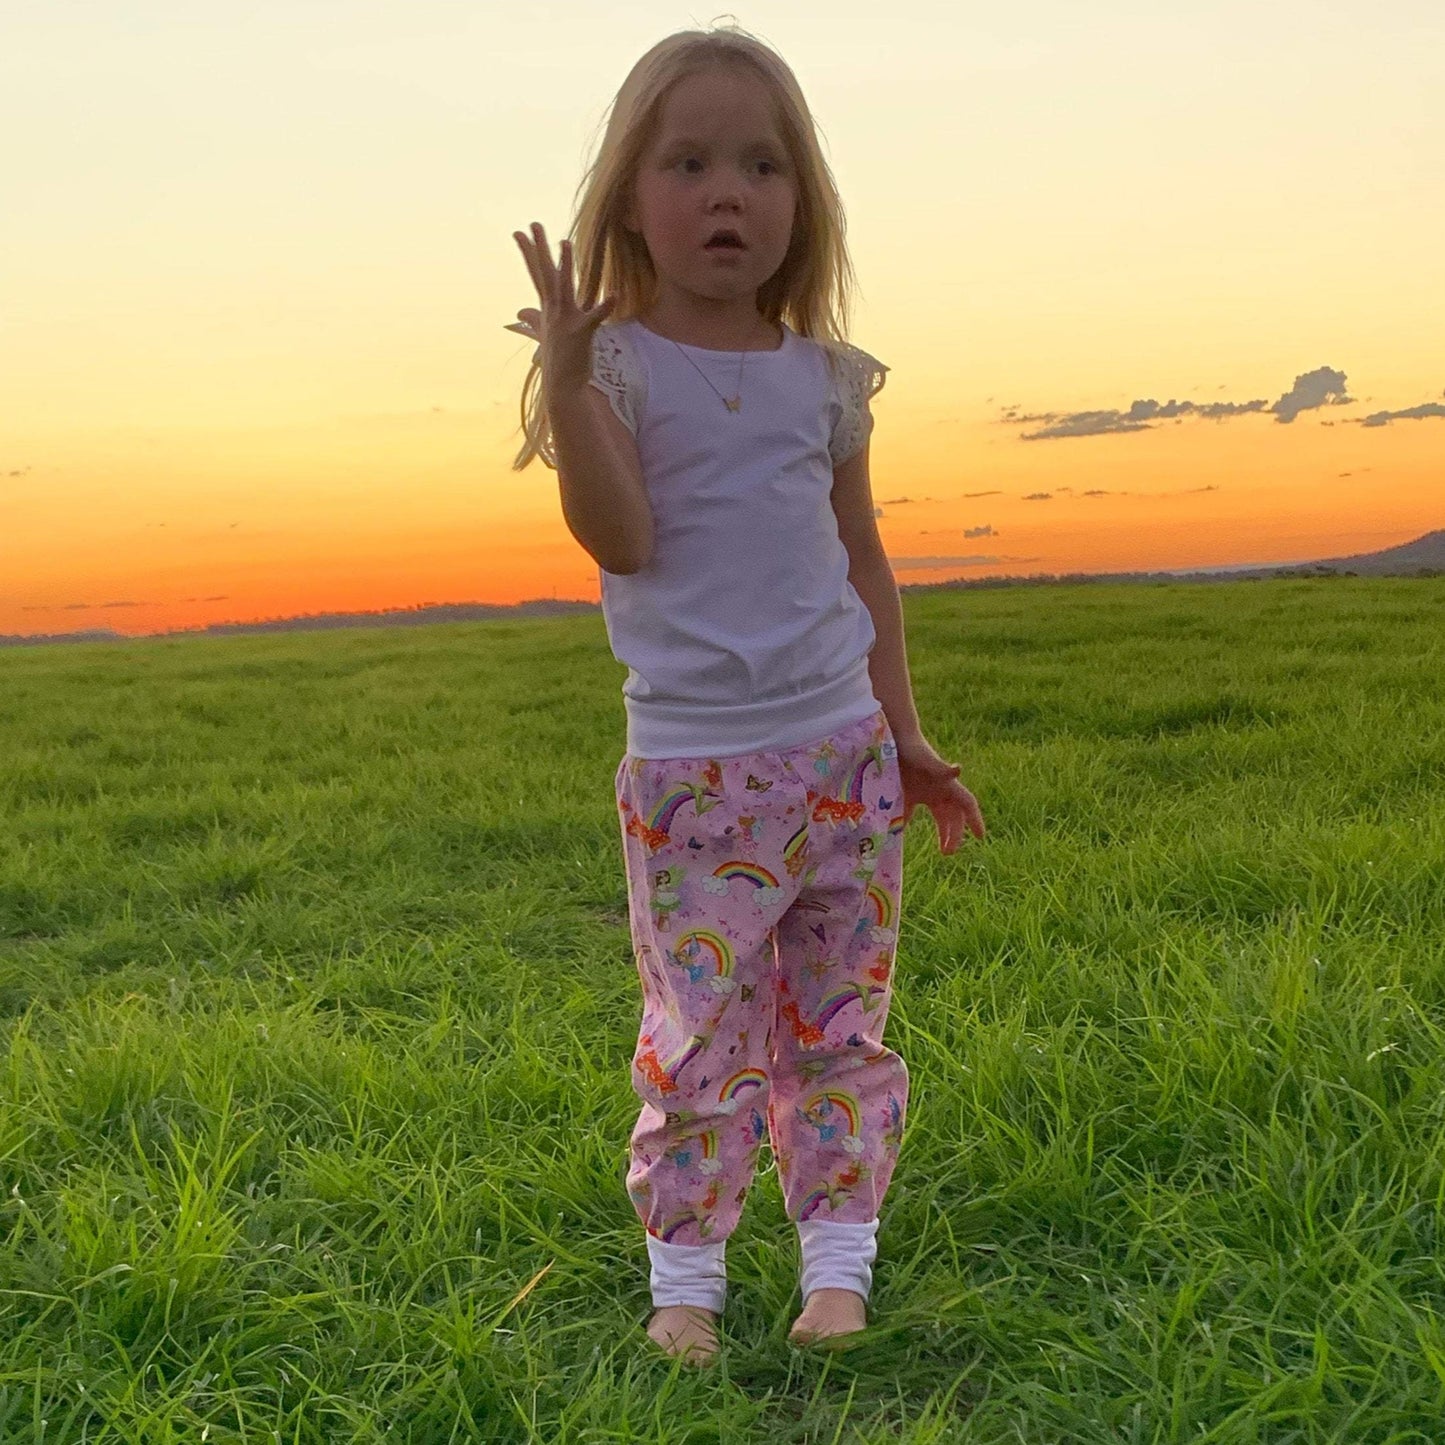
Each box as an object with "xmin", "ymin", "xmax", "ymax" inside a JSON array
[
  {"xmin": 586, "ymin": 324, "xmax": 645, "ymax": 436},
  {"xmin": 827, "ymin": 342, "xmax": 890, "ymax": 467}
]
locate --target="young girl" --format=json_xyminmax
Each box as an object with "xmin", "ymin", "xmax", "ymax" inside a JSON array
[{"xmin": 506, "ymin": 23, "xmax": 985, "ymax": 1366}]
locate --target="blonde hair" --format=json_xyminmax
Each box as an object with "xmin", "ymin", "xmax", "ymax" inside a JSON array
[{"xmin": 510, "ymin": 19, "xmax": 862, "ymax": 470}]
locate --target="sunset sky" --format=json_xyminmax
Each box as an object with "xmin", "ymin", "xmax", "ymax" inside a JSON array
[{"xmin": 4, "ymin": 1, "xmax": 1442, "ymax": 640}]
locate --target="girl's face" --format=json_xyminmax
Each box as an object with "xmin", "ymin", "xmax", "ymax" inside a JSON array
[{"xmin": 624, "ymin": 67, "xmax": 798, "ymax": 318}]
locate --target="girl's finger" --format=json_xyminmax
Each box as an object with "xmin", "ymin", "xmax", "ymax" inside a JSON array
[
  {"xmin": 558, "ymin": 238, "xmax": 575, "ymax": 307},
  {"xmin": 513, "ymin": 232, "xmax": 543, "ymax": 299},
  {"xmin": 519, "ymin": 224, "xmax": 551, "ymax": 302},
  {"xmin": 532, "ymin": 222, "xmax": 556, "ymax": 287},
  {"xmin": 503, "ymin": 308, "xmax": 541, "ymax": 337}
]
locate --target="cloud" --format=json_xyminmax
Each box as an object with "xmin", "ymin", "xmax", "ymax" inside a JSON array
[
  {"xmin": 1006, "ymin": 364, "xmax": 1364, "ymax": 439},
  {"xmin": 888, "ymin": 555, "xmax": 1042, "ymax": 570},
  {"xmin": 963, "ymin": 490, "xmax": 1002, "ymax": 497},
  {"xmin": 963, "ymin": 524, "xmax": 995, "ymax": 538},
  {"xmin": 1272, "ymin": 367, "xmax": 1352, "ymax": 423},
  {"xmin": 1013, "ymin": 397, "xmax": 1270, "ymax": 440},
  {"xmin": 26, "ymin": 595, "xmax": 229, "ymax": 612},
  {"xmin": 958, "ymin": 485, "xmax": 1221, "ymax": 504},
  {"xmin": 1355, "ymin": 401, "xmax": 1445, "ymax": 428}
]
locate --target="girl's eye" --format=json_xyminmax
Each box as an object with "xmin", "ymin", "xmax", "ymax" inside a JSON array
[{"xmin": 676, "ymin": 157, "xmax": 781, "ymax": 175}]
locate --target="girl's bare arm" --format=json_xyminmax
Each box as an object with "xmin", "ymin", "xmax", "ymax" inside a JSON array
[{"xmin": 550, "ymin": 383, "xmax": 655, "ymax": 575}]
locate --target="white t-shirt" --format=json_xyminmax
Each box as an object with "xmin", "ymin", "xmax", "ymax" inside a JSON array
[{"xmin": 581, "ymin": 316, "xmax": 889, "ymax": 759}]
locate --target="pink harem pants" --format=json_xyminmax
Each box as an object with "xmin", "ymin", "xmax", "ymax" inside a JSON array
[{"xmin": 614, "ymin": 705, "xmax": 909, "ymax": 1247}]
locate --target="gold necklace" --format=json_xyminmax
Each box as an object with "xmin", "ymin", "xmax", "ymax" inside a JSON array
[{"xmin": 666, "ymin": 318, "xmax": 774, "ymax": 413}]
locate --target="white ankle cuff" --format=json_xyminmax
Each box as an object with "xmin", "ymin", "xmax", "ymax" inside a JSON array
[
  {"xmin": 797, "ymin": 1216, "xmax": 879, "ymax": 1303},
  {"xmin": 646, "ymin": 1233, "xmax": 727, "ymax": 1313}
]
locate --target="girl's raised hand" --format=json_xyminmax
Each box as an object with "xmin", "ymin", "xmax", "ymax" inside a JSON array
[{"xmin": 507, "ymin": 221, "xmax": 615, "ymax": 400}]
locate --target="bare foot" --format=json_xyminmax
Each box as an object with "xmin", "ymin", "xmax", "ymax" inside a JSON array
[
  {"xmin": 647, "ymin": 1304, "xmax": 721, "ymax": 1366},
  {"xmin": 789, "ymin": 1286, "xmax": 867, "ymax": 1346}
]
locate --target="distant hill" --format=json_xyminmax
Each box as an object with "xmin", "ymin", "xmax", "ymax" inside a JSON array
[
  {"xmin": 1304, "ymin": 529, "xmax": 1445, "ymax": 576},
  {"xmin": 4, "ymin": 530, "xmax": 1441, "ymax": 648},
  {"xmin": 0, "ymin": 598, "xmax": 599, "ymax": 649},
  {"xmin": 895, "ymin": 528, "xmax": 1445, "ymax": 594}
]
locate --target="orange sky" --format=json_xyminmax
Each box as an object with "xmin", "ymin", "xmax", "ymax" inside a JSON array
[{"xmin": 4, "ymin": 3, "xmax": 1442, "ymax": 640}]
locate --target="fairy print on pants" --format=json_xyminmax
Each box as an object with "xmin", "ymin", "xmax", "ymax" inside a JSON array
[{"xmin": 613, "ymin": 706, "xmax": 909, "ymax": 1247}]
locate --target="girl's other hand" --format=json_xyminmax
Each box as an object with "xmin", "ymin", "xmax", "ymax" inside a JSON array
[
  {"xmin": 510, "ymin": 221, "xmax": 615, "ymax": 400},
  {"xmin": 894, "ymin": 734, "xmax": 986, "ymax": 855}
]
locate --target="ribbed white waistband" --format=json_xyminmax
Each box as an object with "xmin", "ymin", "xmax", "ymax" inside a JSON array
[{"xmin": 624, "ymin": 656, "xmax": 880, "ymax": 759}]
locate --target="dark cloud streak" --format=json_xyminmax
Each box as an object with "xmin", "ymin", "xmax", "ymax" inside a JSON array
[{"xmin": 1006, "ymin": 365, "xmax": 1381, "ymax": 439}]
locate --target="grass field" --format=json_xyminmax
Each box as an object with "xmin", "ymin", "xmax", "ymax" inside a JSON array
[{"xmin": 2, "ymin": 575, "xmax": 1443, "ymax": 1442}]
